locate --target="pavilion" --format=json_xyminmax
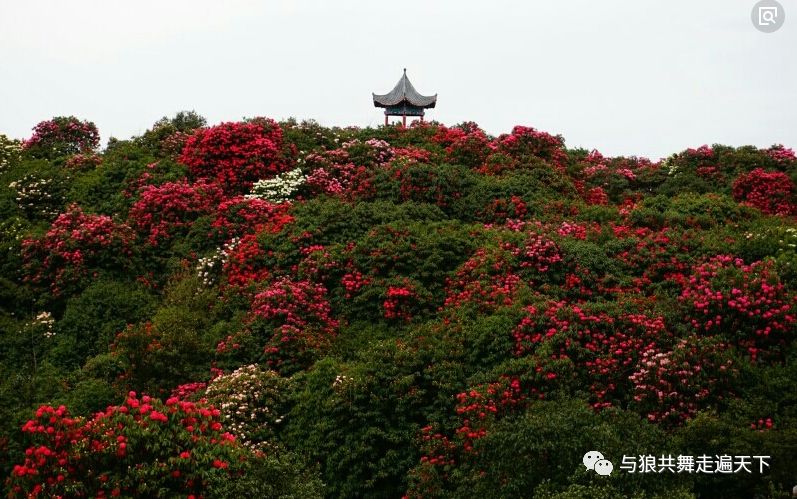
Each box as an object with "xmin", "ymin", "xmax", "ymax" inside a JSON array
[{"xmin": 373, "ymin": 69, "xmax": 437, "ymax": 126}]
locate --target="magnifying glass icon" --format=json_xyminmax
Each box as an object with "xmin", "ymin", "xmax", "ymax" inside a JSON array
[{"xmin": 759, "ymin": 7, "xmax": 778, "ymax": 24}]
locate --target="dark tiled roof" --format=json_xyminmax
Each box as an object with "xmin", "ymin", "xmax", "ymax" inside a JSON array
[{"xmin": 373, "ymin": 69, "xmax": 437, "ymax": 108}]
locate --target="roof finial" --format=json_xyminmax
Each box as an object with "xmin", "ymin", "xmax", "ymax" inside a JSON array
[{"xmin": 403, "ymin": 68, "xmax": 407, "ymax": 73}]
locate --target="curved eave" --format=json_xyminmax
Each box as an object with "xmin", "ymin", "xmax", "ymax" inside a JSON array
[{"xmin": 373, "ymin": 93, "xmax": 437, "ymax": 109}]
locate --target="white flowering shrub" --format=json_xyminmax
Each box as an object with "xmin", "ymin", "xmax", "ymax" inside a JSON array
[
  {"xmin": 203, "ymin": 364, "xmax": 293, "ymax": 449},
  {"xmin": 248, "ymin": 167, "xmax": 306, "ymax": 203},
  {"xmin": 0, "ymin": 134, "xmax": 22, "ymax": 173},
  {"xmin": 9, "ymin": 172, "xmax": 67, "ymax": 219},
  {"xmin": 196, "ymin": 237, "xmax": 240, "ymax": 287}
]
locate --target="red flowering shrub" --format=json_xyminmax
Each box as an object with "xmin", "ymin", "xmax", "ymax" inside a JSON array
[
  {"xmin": 732, "ymin": 168, "xmax": 796, "ymax": 216},
  {"xmin": 129, "ymin": 179, "xmax": 224, "ymax": 246},
  {"xmin": 585, "ymin": 186, "xmax": 609, "ymax": 205},
  {"xmin": 23, "ymin": 116, "xmax": 100, "ymax": 159},
  {"xmin": 491, "ymin": 126, "xmax": 567, "ymax": 171},
  {"xmin": 5, "ymin": 396, "xmax": 255, "ymax": 498},
  {"xmin": 211, "ymin": 196, "xmax": 294, "ymax": 240},
  {"xmin": 612, "ymin": 227, "xmax": 691, "ymax": 290},
  {"xmin": 22, "ymin": 205, "xmax": 135, "ymax": 295},
  {"xmin": 443, "ymin": 247, "xmax": 524, "ymax": 313},
  {"xmin": 221, "ymin": 235, "xmax": 270, "ymax": 288},
  {"xmin": 248, "ymin": 278, "xmax": 338, "ymax": 373},
  {"xmin": 443, "ymin": 229, "xmax": 563, "ymax": 313},
  {"xmin": 383, "ymin": 284, "xmax": 418, "ymax": 321},
  {"xmin": 433, "ymin": 122, "xmax": 492, "ymax": 168},
  {"xmin": 392, "ymin": 146, "xmax": 433, "ymax": 163},
  {"xmin": 680, "ymin": 255, "xmax": 796, "ymax": 360},
  {"xmin": 477, "ymin": 196, "xmax": 528, "ymax": 223},
  {"xmin": 513, "ymin": 301, "xmax": 669, "ymax": 409},
  {"xmin": 179, "ymin": 119, "xmax": 294, "ymax": 192}
]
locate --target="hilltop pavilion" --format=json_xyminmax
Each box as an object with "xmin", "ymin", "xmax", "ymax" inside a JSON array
[{"xmin": 373, "ymin": 69, "xmax": 437, "ymax": 126}]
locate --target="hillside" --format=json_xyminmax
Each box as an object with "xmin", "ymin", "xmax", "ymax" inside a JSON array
[{"xmin": 1, "ymin": 114, "xmax": 796, "ymax": 498}]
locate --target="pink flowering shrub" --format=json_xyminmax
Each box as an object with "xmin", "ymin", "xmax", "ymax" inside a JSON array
[
  {"xmin": 23, "ymin": 116, "xmax": 100, "ymax": 159},
  {"xmin": 628, "ymin": 338, "xmax": 736, "ymax": 426},
  {"xmin": 732, "ymin": 168, "xmax": 796, "ymax": 216},
  {"xmin": 680, "ymin": 255, "xmax": 796, "ymax": 360},
  {"xmin": 22, "ymin": 205, "xmax": 135, "ymax": 295},
  {"xmin": 64, "ymin": 152, "xmax": 102, "ymax": 171},
  {"xmin": 304, "ymin": 147, "xmax": 374, "ymax": 200},
  {"xmin": 129, "ymin": 179, "xmax": 224, "ymax": 246},
  {"xmin": 179, "ymin": 119, "xmax": 294, "ymax": 192},
  {"xmin": 765, "ymin": 144, "xmax": 796, "ymax": 164}
]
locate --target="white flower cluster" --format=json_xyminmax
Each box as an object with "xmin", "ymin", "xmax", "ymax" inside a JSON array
[
  {"xmin": 196, "ymin": 237, "xmax": 240, "ymax": 287},
  {"xmin": 248, "ymin": 167, "xmax": 306, "ymax": 203},
  {"xmin": 26, "ymin": 311, "xmax": 55, "ymax": 339},
  {"xmin": 0, "ymin": 134, "xmax": 22, "ymax": 173},
  {"xmin": 0, "ymin": 216, "xmax": 27, "ymax": 251},
  {"xmin": 332, "ymin": 374, "xmax": 352, "ymax": 388},
  {"xmin": 204, "ymin": 364, "xmax": 291, "ymax": 450},
  {"xmin": 9, "ymin": 173, "xmax": 62, "ymax": 218}
]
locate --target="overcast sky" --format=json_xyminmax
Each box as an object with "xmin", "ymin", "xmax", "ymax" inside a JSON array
[{"xmin": 1, "ymin": 0, "xmax": 794, "ymax": 159}]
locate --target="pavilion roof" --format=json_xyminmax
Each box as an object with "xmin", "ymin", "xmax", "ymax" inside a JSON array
[{"xmin": 373, "ymin": 69, "xmax": 437, "ymax": 108}]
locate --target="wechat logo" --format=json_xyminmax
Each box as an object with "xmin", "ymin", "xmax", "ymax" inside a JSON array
[{"xmin": 583, "ymin": 451, "xmax": 614, "ymax": 476}]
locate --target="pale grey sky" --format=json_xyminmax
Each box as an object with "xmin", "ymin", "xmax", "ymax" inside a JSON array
[{"xmin": 1, "ymin": 0, "xmax": 794, "ymax": 159}]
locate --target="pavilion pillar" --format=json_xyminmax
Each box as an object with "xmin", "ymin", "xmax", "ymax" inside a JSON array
[
  {"xmin": 402, "ymin": 113, "xmax": 406, "ymax": 127},
  {"xmin": 385, "ymin": 115, "xmax": 388, "ymax": 126}
]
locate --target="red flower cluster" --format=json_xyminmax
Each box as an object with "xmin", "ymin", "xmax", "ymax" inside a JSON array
[
  {"xmin": 7, "ymin": 395, "xmax": 242, "ymax": 498},
  {"xmin": 509, "ymin": 231, "xmax": 563, "ymax": 273},
  {"xmin": 680, "ymin": 255, "xmax": 796, "ymax": 360},
  {"xmin": 129, "ymin": 179, "xmax": 224, "ymax": 246},
  {"xmin": 433, "ymin": 122, "xmax": 492, "ymax": 168},
  {"xmin": 732, "ymin": 168, "xmax": 796, "ymax": 216},
  {"xmin": 211, "ymin": 196, "xmax": 294, "ymax": 240},
  {"xmin": 453, "ymin": 377, "xmax": 524, "ymax": 453},
  {"xmin": 249, "ymin": 278, "xmax": 338, "ymax": 371},
  {"xmin": 443, "ymin": 247, "xmax": 523, "ymax": 312},
  {"xmin": 512, "ymin": 302, "xmax": 668, "ymax": 409},
  {"xmin": 383, "ymin": 285, "xmax": 418, "ymax": 321},
  {"xmin": 179, "ymin": 119, "xmax": 294, "ymax": 192},
  {"xmin": 585, "ymin": 186, "xmax": 609, "ymax": 205},
  {"xmin": 478, "ymin": 196, "xmax": 528, "ymax": 223},
  {"xmin": 22, "ymin": 204, "xmax": 135, "ymax": 295},
  {"xmin": 222, "ymin": 235, "xmax": 270, "ymax": 288},
  {"xmin": 491, "ymin": 126, "xmax": 568, "ymax": 171}
]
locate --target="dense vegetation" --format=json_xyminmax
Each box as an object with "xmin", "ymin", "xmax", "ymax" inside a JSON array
[{"xmin": 1, "ymin": 114, "xmax": 796, "ymax": 498}]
